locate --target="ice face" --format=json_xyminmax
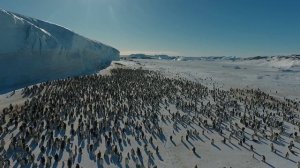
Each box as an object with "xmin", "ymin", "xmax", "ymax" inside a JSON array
[{"xmin": 0, "ymin": 9, "xmax": 120, "ymax": 93}]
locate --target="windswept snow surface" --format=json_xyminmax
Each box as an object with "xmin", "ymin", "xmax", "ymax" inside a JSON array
[
  {"xmin": 130, "ymin": 59, "xmax": 300, "ymax": 100},
  {"xmin": 0, "ymin": 9, "xmax": 119, "ymax": 94}
]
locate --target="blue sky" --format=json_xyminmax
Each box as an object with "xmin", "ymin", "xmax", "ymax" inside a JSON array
[{"xmin": 1, "ymin": 0, "xmax": 300, "ymax": 56}]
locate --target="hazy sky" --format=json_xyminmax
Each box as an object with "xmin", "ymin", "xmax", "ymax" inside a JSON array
[{"xmin": 1, "ymin": 0, "xmax": 300, "ymax": 56}]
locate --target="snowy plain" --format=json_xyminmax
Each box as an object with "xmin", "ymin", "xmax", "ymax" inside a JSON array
[
  {"xmin": 2, "ymin": 58, "xmax": 299, "ymax": 168},
  {"xmin": 109, "ymin": 59, "xmax": 300, "ymax": 168},
  {"xmin": 130, "ymin": 58, "xmax": 300, "ymax": 100}
]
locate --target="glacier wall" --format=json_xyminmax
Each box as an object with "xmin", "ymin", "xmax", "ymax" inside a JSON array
[{"xmin": 0, "ymin": 9, "xmax": 119, "ymax": 93}]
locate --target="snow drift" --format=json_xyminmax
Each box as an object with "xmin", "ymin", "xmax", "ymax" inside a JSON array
[{"xmin": 0, "ymin": 9, "xmax": 119, "ymax": 93}]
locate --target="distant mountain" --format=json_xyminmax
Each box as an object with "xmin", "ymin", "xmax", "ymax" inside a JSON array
[
  {"xmin": 123, "ymin": 54, "xmax": 238, "ymax": 61},
  {"xmin": 124, "ymin": 54, "xmax": 177, "ymax": 60},
  {"xmin": 242, "ymin": 55, "xmax": 300, "ymax": 69},
  {"xmin": 243, "ymin": 55, "xmax": 300, "ymax": 61},
  {"xmin": 0, "ymin": 9, "xmax": 119, "ymax": 93},
  {"xmin": 176, "ymin": 56, "xmax": 238, "ymax": 61},
  {"xmin": 124, "ymin": 54, "xmax": 300, "ymax": 66}
]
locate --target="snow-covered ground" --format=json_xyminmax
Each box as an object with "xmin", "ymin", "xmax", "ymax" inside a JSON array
[
  {"xmin": 0, "ymin": 9, "xmax": 119, "ymax": 94},
  {"xmin": 129, "ymin": 59, "xmax": 300, "ymax": 100},
  {"xmin": 110, "ymin": 59, "xmax": 300, "ymax": 167},
  {"xmin": 0, "ymin": 59, "xmax": 300, "ymax": 168}
]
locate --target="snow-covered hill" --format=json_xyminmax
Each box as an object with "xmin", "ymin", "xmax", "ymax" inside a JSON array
[
  {"xmin": 0, "ymin": 9, "xmax": 119, "ymax": 93},
  {"xmin": 123, "ymin": 54, "xmax": 238, "ymax": 61},
  {"xmin": 242, "ymin": 55, "xmax": 300, "ymax": 69},
  {"xmin": 124, "ymin": 54, "xmax": 177, "ymax": 60},
  {"xmin": 124, "ymin": 54, "xmax": 300, "ymax": 72}
]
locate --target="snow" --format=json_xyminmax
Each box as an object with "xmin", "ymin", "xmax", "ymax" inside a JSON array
[
  {"xmin": 1, "ymin": 8, "xmax": 300, "ymax": 167},
  {"xmin": 0, "ymin": 59, "xmax": 300, "ymax": 168},
  {"xmin": 124, "ymin": 54, "xmax": 238, "ymax": 61},
  {"xmin": 0, "ymin": 9, "xmax": 120, "ymax": 94},
  {"xmin": 240, "ymin": 56, "xmax": 300, "ymax": 70},
  {"xmin": 129, "ymin": 59, "xmax": 300, "ymax": 100},
  {"xmin": 123, "ymin": 54, "xmax": 300, "ymax": 70},
  {"xmin": 112, "ymin": 59, "xmax": 300, "ymax": 168}
]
